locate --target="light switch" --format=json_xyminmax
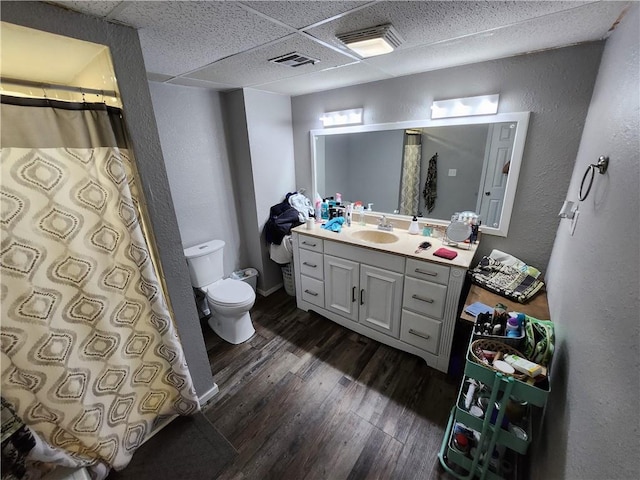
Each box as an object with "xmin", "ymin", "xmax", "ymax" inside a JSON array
[{"xmin": 448, "ymin": 169, "xmax": 457, "ymax": 177}]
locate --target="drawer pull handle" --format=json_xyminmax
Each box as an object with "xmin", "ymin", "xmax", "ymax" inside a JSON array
[
  {"xmin": 303, "ymin": 262, "xmax": 317, "ymax": 268},
  {"xmin": 304, "ymin": 289, "xmax": 318, "ymax": 297},
  {"xmin": 302, "ymin": 241, "xmax": 317, "ymax": 247},
  {"xmin": 360, "ymin": 289, "xmax": 365, "ymax": 305},
  {"xmin": 412, "ymin": 294, "xmax": 434, "ymax": 304},
  {"xmin": 408, "ymin": 328, "xmax": 431, "ymax": 340},
  {"xmin": 415, "ymin": 268, "xmax": 437, "ymax": 277},
  {"xmin": 352, "ymin": 286, "xmax": 357, "ymax": 303}
]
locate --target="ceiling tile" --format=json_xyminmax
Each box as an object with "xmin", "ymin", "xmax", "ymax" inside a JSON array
[
  {"xmin": 51, "ymin": 1, "xmax": 120, "ymax": 17},
  {"xmin": 305, "ymin": 1, "xmax": 592, "ymax": 54},
  {"xmin": 147, "ymin": 72, "xmax": 174, "ymax": 83},
  {"xmin": 165, "ymin": 76, "xmax": 237, "ymax": 91},
  {"xmin": 111, "ymin": 1, "xmax": 294, "ymax": 76},
  {"xmin": 365, "ymin": 1, "xmax": 625, "ymax": 78},
  {"xmin": 184, "ymin": 32, "xmax": 355, "ymax": 87},
  {"xmin": 252, "ymin": 61, "xmax": 393, "ymax": 96},
  {"xmin": 241, "ymin": 1, "xmax": 372, "ymax": 29}
]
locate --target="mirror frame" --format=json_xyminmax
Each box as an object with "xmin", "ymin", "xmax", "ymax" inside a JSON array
[{"xmin": 310, "ymin": 111, "xmax": 530, "ymax": 237}]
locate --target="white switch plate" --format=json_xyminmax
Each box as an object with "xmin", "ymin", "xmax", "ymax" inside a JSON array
[{"xmin": 448, "ymin": 169, "xmax": 457, "ymax": 176}]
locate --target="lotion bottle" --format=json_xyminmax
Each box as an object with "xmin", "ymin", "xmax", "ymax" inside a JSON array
[{"xmin": 408, "ymin": 216, "xmax": 420, "ymax": 235}]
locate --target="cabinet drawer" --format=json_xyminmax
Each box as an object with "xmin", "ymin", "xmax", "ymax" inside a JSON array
[
  {"xmin": 402, "ymin": 276, "xmax": 447, "ymax": 319},
  {"xmin": 298, "ymin": 234, "xmax": 323, "ymax": 253},
  {"xmin": 299, "ymin": 250, "xmax": 323, "ymax": 280},
  {"xmin": 405, "ymin": 258, "xmax": 450, "ymax": 285},
  {"xmin": 300, "ymin": 275, "xmax": 325, "ymax": 308},
  {"xmin": 400, "ymin": 310, "xmax": 441, "ymax": 355}
]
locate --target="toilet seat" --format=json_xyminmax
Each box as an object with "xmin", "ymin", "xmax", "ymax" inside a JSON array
[{"xmin": 205, "ymin": 278, "xmax": 255, "ymax": 306}]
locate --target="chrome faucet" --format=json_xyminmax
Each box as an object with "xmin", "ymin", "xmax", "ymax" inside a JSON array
[{"xmin": 378, "ymin": 215, "xmax": 394, "ymax": 231}]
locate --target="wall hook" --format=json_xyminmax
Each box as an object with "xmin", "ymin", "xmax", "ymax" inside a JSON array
[{"xmin": 595, "ymin": 155, "xmax": 609, "ymax": 174}]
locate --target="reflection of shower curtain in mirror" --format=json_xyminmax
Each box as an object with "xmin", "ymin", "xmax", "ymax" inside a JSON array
[
  {"xmin": 0, "ymin": 96, "xmax": 199, "ymax": 477},
  {"xmin": 399, "ymin": 131, "xmax": 422, "ymax": 215}
]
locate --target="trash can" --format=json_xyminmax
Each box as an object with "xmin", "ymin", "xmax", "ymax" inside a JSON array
[
  {"xmin": 281, "ymin": 263, "xmax": 295, "ymax": 296},
  {"xmin": 230, "ymin": 268, "xmax": 259, "ymax": 293}
]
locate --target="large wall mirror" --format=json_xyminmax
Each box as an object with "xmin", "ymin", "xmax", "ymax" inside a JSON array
[{"xmin": 311, "ymin": 112, "xmax": 530, "ymax": 237}]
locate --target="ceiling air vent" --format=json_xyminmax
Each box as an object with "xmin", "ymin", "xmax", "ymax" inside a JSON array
[{"xmin": 269, "ymin": 52, "xmax": 319, "ymax": 67}]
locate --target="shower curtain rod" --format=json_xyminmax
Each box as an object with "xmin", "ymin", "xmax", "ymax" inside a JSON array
[{"xmin": 0, "ymin": 76, "xmax": 118, "ymax": 98}]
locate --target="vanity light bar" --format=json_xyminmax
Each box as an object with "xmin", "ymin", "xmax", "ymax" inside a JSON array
[
  {"xmin": 431, "ymin": 94, "xmax": 499, "ymax": 119},
  {"xmin": 320, "ymin": 108, "xmax": 363, "ymax": 127}
]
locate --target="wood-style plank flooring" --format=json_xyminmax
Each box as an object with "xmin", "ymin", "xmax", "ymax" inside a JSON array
[{"xmin": 201, "ymin": 288, "xmax": 462, "ymax": 480}]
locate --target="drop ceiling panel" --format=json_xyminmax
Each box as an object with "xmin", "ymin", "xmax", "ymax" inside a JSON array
[
  {"xmin": 242, "ymin": 1, "xmax": 372, "ymax": 29},
  {"xmin": 52, "ymin": 1, "xmax": 120, "ymax": 17},
  {"xmin": 166, "ymin": 76, "xmax": 237, "ymax": 91},
  {"xmin": 366, "ymin": 1, "xmax": 625, "ymax": 77},
  {"xmin": 185, "ymin": 32, "xmax": 355, "ymax": 87},
  {"xmin": 252, "ymin": 61, "xmax": 393, "ymax": 96},
  {"xmin": 110, "ymin": 1, "xmax": 294, "ymax": 76},
  {"xmin": 306, "ymin": 1, "xmax": 592, "ymax": 54}
]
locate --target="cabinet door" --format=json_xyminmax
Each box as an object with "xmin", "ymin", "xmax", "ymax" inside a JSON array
[
  {"xmin": 324, "ymin": 255, "xmax": 359, "ymax": 322},
  {"xmin": 359, "ymin": 264, "xmax": 403, "ymax": 338}
]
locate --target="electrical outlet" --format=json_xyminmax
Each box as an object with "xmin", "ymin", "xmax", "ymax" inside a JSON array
[
  {"xmin": 448, "ymin": 169, "xmax": 457, "ymax": 177},
  {"xmin": 570, "ymin": 208, "xmax": 580, "ymax": 236}
]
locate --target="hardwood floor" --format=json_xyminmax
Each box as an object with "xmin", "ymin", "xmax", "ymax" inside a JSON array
[{"xmin": 201, "ymin": 288, "xmax": 462, "ymax": 480}]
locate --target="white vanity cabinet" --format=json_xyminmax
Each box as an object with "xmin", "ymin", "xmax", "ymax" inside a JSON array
[
  {"xmin": 324, "ymin": 253, "xmax": 404, "ymax": 337},
  {"xmin": 297, "ymin": 234, "xmax": 325, "ymax": 308},
  {"xmin": 292, "ymin": 228, "xmax": 471, "ymax": 373}
]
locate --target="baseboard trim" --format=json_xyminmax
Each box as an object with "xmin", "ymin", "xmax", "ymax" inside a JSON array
[
  {"xmin": 258, "ymin": 283, "xmax": 283, "ymax": 297},
  {"xmin": 198, "ymin": 382, "xmax": 219, "ymax": 408}
]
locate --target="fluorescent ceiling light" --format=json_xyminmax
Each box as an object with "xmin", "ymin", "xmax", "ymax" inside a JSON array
[
  {"xmin": 337, "ymin": 24, "xmax": 403, "ymax": 58},
  {"xmin": 320, "ymin": 108, "xmax": 363, "ymax": 127},
  {"xmin": 431, "ymin": 94, "xmax": 500, "ymax": 119}
]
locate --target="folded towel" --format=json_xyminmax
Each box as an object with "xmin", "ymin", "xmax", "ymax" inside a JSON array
[{"xmin": 321, "ymin": 217, "xmax": 345, "ymax": 232}]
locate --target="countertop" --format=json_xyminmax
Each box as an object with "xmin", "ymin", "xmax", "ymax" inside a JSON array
[{"xmin": 292, "ymin": 221, "xmax": 478, "ymax": 269}]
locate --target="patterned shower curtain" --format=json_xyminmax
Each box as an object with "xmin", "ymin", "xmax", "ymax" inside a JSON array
[
  {"xmin": 399, "ymin": 131, "xmax": 422, "ymax": 216},
  {"xmin": 0, "ymin": 96, "xmax": 199, "ymax": 477}
]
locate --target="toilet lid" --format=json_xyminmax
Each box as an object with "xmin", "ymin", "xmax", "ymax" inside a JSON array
[{"xmin": 207, "ymin": 278, "xmax": 254, "ymax": 305}]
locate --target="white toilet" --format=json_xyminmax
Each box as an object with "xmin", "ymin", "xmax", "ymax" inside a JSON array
[{"xmin": 184, "ymin": 240, "xmax": 256, "ymax": 344}]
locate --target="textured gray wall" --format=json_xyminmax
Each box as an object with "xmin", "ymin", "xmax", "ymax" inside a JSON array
[
  {"xmin": 421, "ymin": 124, "xmax": 489, "ymax": 220},
  {"xmin": 2, "ymin": 1, "xmax": 215, "ymax": 397},
  {"xmin": 324, "ymin": 130, "xmax": 404, "ymax": 211},
  {"xmin": 149, "ymin": 83, "xmax": 243, "ymax": 276},
  {"xmin": 243, "ymin": 89, "xmax": 297, "ymax": 292},
  {"xmin": 292, "ymin": 43, "xmax": 604, "ymax": 271},
  {"xmin": 535, "ymin": 5, "xmax": 640, "ymax": 478}
]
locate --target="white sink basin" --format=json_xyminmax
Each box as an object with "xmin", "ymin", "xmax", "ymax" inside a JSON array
[{"xmin": 351, "ymin": 230, "xmax": 399, "ymax": 244}]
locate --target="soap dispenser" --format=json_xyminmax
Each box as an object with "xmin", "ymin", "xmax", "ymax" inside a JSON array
[{"xmin": 408, "ymin": 216, "xmax": 420, "ymax": 235}]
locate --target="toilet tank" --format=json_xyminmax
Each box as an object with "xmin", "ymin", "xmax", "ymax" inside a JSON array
[{"xmin": 183, "ymin": 240, "xmax": 225, "ymax": 288}]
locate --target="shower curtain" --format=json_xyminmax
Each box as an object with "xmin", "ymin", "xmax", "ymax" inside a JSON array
[
  {"xmin": 399, "ymin": 131, "xmax": 422, "ymax": 216},
  {"xmin": 0, "ymin": 95, "xmax": 199, "ymax": 476}
]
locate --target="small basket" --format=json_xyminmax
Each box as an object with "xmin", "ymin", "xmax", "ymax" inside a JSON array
[
  {"xmin": 469, "ymin": 339, "xmax": 527, "ymax": 380},
  {"xmin": 281, "ymin": 263, "xmax": 295, "ymax": 297},
  {"xmin": 474, "ymin": 314, "xmax": 525, "ymax": 349}
]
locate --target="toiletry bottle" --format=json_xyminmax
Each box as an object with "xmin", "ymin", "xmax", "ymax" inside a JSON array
[
  {"xmin": 336, "ymin": 193, "xmax": 342, "ymax": 205},
  {"xmin": 315, "ymin": 200, "xmax": 322, "ymax": 222},
  {"xmin": 408, "ymin": 216, "xmax": 420, "ymax": 235},
  {"xmin": 321, "ymin": 199, "xmax": 329, "ymax": 220},
  {"xmin": 359, "ymin": 206, "xmax": 366, "ymax": 225}
]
